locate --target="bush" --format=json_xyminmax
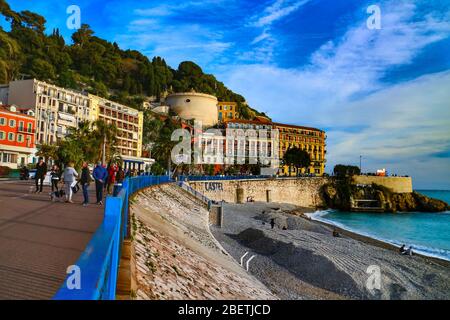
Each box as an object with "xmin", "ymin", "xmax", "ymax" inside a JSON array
[{"xmin": 0, "ymin": 166, "xmax": 11, "ymax": 177}]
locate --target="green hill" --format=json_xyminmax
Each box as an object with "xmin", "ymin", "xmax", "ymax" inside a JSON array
[{"xmin": 0, "ymin": 0, "xmax": 265, "ymax": 120}]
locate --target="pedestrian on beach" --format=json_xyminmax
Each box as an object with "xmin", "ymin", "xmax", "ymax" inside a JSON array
[
  {"xmin": 93, "ymin": 161, "xmax": 107, "ymax": 205},
  {"xmin": 399, "ymin": 244, "xmax": 406, "ymax": 254},
  {"xmin": 270, "ymin": 218, "xmax": 275, "ymax": 229},
  {"xmin": 63, "ymin": 162, "xmax": 78, "ymax": 203},
  {"xmin": 405, "ymin": 246, "xmax": 414, "ymax": 256},
  {"xmin": 35, "ymin": 157, "xmax": 47, "ymax": 193},
  {"xmin": 80, "ymin": 161, "xmax": 91, "ymax": 207}
]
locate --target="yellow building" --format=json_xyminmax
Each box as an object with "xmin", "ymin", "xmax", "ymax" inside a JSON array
[
  {"xmin": 89, "ymin": 94, "xmax": 146, "ymax": 166},
  {"xmin": 273, "ymin": 122, "xmax": 326, "ymax": 176},
  {"xmin": 218, "ymin": 102, "xmax": 238, "ymax": 122}
]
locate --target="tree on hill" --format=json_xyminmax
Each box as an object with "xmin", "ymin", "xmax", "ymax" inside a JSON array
[{"xmin": 0, "ymin": 0, "xmax": 266, "ymax": 121}]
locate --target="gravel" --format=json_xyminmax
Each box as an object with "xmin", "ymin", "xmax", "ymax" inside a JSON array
[{"xmin": 211, "ymin": 202, "xmax": 450, "ymax": 300}]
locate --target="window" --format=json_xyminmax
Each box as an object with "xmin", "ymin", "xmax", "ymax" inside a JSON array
[
  {"xmin": 0, "ymin": 131, "xmax": 5, "ymax": 140},
  {"xmin": 27, "ymin": 123, "xmax": 33, "ymax": 133},
  {"xmin": 19, "ymin": 121, "xmax": 24, "ymax": 131},
  {"xmin": 9, "ymin": 119, "xmax": 16, "ymax": 128},
  {"xmin": 8, "ymin": 133, "xmax": 15, "ymax": 141},
  {"xmin": 0, "ymin": 117, "xmax": 5, "ymax": 126},
  {"xmin": 17, "ymin": 134, "xmax": 24, "ymax": 143}
]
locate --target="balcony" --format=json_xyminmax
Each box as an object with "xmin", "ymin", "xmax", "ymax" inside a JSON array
[{"xmin": 17, "ymin": 127, "xmax": 35, "ymax": 134}]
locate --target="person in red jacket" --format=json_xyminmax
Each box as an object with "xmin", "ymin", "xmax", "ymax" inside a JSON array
[{"xmin": 106, "ymin": 163, "xmax": 118, "ymax": 195}]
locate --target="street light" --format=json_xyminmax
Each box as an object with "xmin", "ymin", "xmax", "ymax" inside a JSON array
[{"xmin": 360, "ymin": 155, "xmax": 362, "ymax": 174}]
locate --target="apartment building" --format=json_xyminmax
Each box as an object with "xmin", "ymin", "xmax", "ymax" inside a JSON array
[
  {"xmin": 4, "ymin": 79, "xmax": 94, "ymax": 145},
  {"xmin": 1, "ymin": 79, "xmax": 151, "ymax": 170},
  {"xmin": 273, "ymin": 122, "xmax": 326, "ymax": 176},
  {"xmin": 218, "ymin": 102, "xmax": 238, "ymax": 122},
  {"xmin": 0, "ymin": 105, "xmax": 36, "ymax": 169},
  {"xmin": 89, "ymin": 94, "xmax": 148, "ymax": 170}
]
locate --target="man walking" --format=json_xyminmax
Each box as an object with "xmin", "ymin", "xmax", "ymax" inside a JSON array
[
  {"xmin": 35, "ymin": 157, "xmax": 47, "ymax": 193},
  {"xmin": 93, "ymin": 161, "xmax": 107, "ymax": 205},
  {"xmin": 80, "ymin": 162, "xmax": 91, "ymax": 207}
]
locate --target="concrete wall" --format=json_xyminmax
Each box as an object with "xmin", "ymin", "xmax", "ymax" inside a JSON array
[
  {"xmin": 352, "ymin": 176, "xmax": 413, "ymax": 193},
  {"xmin": 166, "ymin": 92, "xmax": 218, "ymax": 127},
  {"xmin": 187, "ymin": 178, "xmax": 329, "ymax": 208}
]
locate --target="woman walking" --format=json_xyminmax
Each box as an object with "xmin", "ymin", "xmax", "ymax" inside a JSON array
[
  {"xmin": 80, "ymin": 162, "xmax": 91, "ymax": 207},
  {"xmin": 63, "ymin": 162, "xmax": 78, "ymax": 203},
  {"xmin": 50, "ymin": 165, "xmax": 61, "ymax": 202}
]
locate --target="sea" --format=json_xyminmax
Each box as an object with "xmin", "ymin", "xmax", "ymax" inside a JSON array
[{"xmin": 309, "ymin": 190, "xmax": 450, "ymax": 261}]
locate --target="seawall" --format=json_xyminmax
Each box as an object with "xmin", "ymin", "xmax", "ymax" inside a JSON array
[
  {"xmin": 352, "ymin": 176, "xmax": 413, "ymax": 193},
  {"xmin": 187, "ymin": 178, "xmax": 329, "ymax": 208}
]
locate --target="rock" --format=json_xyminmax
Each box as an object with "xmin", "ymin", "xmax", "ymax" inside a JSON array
[
  {"xmin": 321, "ymin": 180, "xmax": 449, "ymax": 213},
  {"xmin": 413, "ymin": 192, "xmax": 449, "ymax": 212}
]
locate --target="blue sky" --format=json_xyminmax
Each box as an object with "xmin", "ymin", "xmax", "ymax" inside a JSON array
[{"xmin": 2, "ymin": 0, "xmax": 450, "ymax": 189}]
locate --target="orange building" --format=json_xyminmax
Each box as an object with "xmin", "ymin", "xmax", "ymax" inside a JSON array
[
  {"xmin": 218, "ymin": 102, "xmax": 238, "ymax": 122},
  {"xmin": 0, "ymin": 105, "xmax": 36, "ymax": 169}
]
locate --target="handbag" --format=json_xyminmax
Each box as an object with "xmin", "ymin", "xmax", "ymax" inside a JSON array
[{"xmin": 71, "ymin": 181, "xmax": 80, "ymax": 194}]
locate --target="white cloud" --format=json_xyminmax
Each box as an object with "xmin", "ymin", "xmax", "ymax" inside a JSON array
[
  {"xmin": 249, "ymin": 0, "xmax": 311, "ymax": 28},
  {"xmin": 221, "ymin": 0, "xmax": 450, "ymax": 188},
  {"xmin": 247, "ymin": 0, "xmax": 311, "ymax": 63}
]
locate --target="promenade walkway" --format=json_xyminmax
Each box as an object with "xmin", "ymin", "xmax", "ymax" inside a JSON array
[{"xmin": 0, "ymin": 180, "xmax": 103, "ymax": 299}]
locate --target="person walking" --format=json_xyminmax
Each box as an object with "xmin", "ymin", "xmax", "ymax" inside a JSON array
[
  {"xmin": 80, "ymin": 162, "xmax": 92, "ymax": 207},
  {"xmin": 116, "ymin": 165, "xmax": 125, "ymax": 184},
  {"xmin": 35, "ymin": 157, "xmax": 47, "ymax": 193},
  {"xmin": 50, "ymin": 165, "xmax": 61, "ymax": 201},
  {"xmin": 93, "ymin": 161, "xmax": 107, "ymax": 205},
  {"xmin": 63, "ymin": 162, "xmax": 78, "ymax": 203},
  {"xmin": 106, "ymin": 163, "xmax": 117, "ymax": 195}
]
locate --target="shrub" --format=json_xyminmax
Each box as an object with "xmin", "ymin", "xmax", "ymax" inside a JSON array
[{"xmin": 333, "ymin": 164, "xmax": 361, "ymax": 178}]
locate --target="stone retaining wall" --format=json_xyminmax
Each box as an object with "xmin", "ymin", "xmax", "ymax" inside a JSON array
[
  {"xmin": 352, "ymin": 176, "xmax": 413, "ymax": 193},
  {"xmin": 187, "ymin": 178, "xmax": 329, "ymax": 208}
]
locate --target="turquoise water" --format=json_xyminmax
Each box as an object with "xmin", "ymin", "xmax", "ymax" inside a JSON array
[{"xmin": 311, "ymin": 190, "xmax": 450, "ymax": 261}]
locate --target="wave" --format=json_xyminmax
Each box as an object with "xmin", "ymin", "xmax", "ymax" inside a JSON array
[{"xmin": 308, "ymin": 210, "xmax": 450, "ymax": 262}]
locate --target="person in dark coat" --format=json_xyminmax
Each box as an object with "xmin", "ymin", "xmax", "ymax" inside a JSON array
[
  {"xmin": 93, "ymin": 161, "xmax": 107, "ymax": 205},
  {"xmin": 35, "ymin": 157, "xmax": 47, "ymax": 193},
  {"xmin": 80, "ymin": 162, "xmax": 92, "ymax": 207}
]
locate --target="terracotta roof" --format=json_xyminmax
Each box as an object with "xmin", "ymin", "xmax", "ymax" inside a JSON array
[{"xmin": 272, "ymin": 122, "xmax": 324, "ymax": 133}]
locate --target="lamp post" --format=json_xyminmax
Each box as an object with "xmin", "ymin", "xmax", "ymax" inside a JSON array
[{"xmin": 360, "ymin": 155, "xmax": 362, "ymax": 174}]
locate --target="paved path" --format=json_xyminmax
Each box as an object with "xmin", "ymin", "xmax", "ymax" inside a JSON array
[{"xmin": 0, "ymin": 180, "xmax": 104, "ymax": 299}]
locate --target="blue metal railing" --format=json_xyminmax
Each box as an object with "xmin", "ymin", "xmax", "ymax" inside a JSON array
[
  {"xmin": 53, "ymin": 175, "xmax": 171, "ymax": 300},
  {"xmin": 178, "ymin": 175, "xmax": 271, "ymax": 181}
]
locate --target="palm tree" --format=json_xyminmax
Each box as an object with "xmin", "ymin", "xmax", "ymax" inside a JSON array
[
  {"xmin": 92, "ymin": 119, "xmax": 118, "ymax": 164},
  {"xmin": 67, "ymin": 120, "xmax": 99, "ymax": 163}
]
